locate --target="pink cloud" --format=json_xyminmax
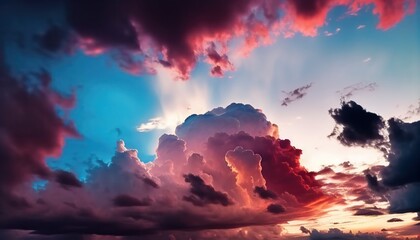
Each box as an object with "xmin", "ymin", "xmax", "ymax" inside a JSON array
[
  {"xmin": 35, "ymin": 0, "xmax": 415, "ymax": 79},
  {"xmin": 0, "ymin": 103, "xmax": 340, "ymax": 238}
]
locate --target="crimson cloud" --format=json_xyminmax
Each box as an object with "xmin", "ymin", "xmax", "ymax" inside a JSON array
[{"xmin": 5, "ymin": 0, "xmax": 414, "ymax": 79}]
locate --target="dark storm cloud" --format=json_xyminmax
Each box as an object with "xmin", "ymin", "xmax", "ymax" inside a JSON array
[
  {"xmin": 281, "ymin": 83, "xmax": 312, "ymax": 106},
  {"xmin": 354, "ymin": 208, "xmax": 384, "ymax": 216},
  {"xmin": 112, "ymin": 194, "xmax": 151, "ymax": 207},
  {"xmin": 54, "ymin": 170, "xmax": 83, "ymax": 189},
  {"xmin": 381, "ymin": 118, "xmax": 420, "ymax": 187},
  {"xmin": 300, "ymin": 226, "xmax": 311, "ymax": 234},
  {"xmin": 0, "ymin": 54, "xmax": 78, "ymax": 211},
  {"xmin": 328, "ymin": 101, "xmax": 385, "ymax": 146},
  {"xmin": 267, "ymin": 204, "xmax": 285, "ymax": 214},
  {"xmin": 183, "ymin": 174, "xmax": 233, "ymax": 207},
  {"xmin": 365, "ymin": 173, "xmax": 387, "ymax": 194},
  {"xmin": 329, "ymin": 101, "xmax": 420, "ymax": 214},
  {"xmin": 387, "ymin": 218, "xmax": 403, "ymax": 222},
  {"xmin": 254, "ymin": 186, "xmax": 278, "ymax": 200}
]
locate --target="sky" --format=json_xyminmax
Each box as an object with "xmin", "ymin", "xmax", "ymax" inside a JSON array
[{"xmin": 0, "ymin": 0, "xmax": 419, "ymax": 239}]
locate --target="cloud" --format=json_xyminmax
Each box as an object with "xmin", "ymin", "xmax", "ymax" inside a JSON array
[
  {"xmin": 54, "ymin": 170, "xmax": 83, "ymax": 189},
  {"xmin": 112, "ymin": 194, "xmax": 151, "ymax": 207},
  {"xmin": 387, "ymin": 218, "xmax": 403, "ymax": 222},
  {"xmin": 388, "ymin": 183, "xmax": 420, "ymax": 213},
  {"xmin": 300, "ymin": 226, "xmax": 311, "ymax": 234},
  {"xmin": 0, "ymin": 55, "xmax": 78, "ymax": 212},
  {"xmin": 205, "ymin": 132, "xmax": 325, "ymax": 204},
  {"xmin": 309, "ymin": 228, "xmax": 388, "ymax": 240},
  {"xmin": 6, "ymin": 0, "xmax": 413, "ymax": 79},
  {"xmin": 175, "ymin": 103, "xmax": 279, "ymax": 151},
  {"xmin": 402, "ymin": 99, "xmax": 420, "ymax": 120},
  {"xmin": 0, "ymin": 103, "xmax": 335, "ymax": 238},
  {"xmin": 34, "ymin": 25, "xmax": 73, "ymax": 56},
  {"xmin": 337, "ymin": 82, "xmax": 377, "ymax": 101},
  {"xmin": 354, "ymin": 208, "xmax": 384, "ymax": 216},
  {"xmin": 136, "ymin": 117, "xmax": 169, "ymax": 132},
  {"xmin": 328, "ymin": 101, "xmax": 420, "ymax": 214},
  {"xmin": 281, "ymin": 83, "xmax": 313, "ymax": 106},
  {"xmin": 382, "ymin": 119, "xmax": 420, "ymax": 186},
  {"xmin": 357, "ymin": 24, "xmax": 366, "ymax": 29},
  {"xmin": 365, "ymin": 173, "xmax": 388, "ymax": 194},
  {"xmin": 267, "ymin": 203, "xmax": 285, "ymax": 214},
  {"xmin": 254, "ymin": 186, "xmax": 278, "ymax": 200},
  {"xmin": 183, "ymin": 174, "xmax": 233, "ymax": 207},
  {"xmin": 328, "ymin": 101, "xmax": 386, "ymax": 147}
]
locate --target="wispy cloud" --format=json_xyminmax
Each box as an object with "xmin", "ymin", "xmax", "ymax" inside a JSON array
[
  {"xmin": 357, "ymin": 25, "xmax": 366, "ymax": 30},
  {"xmin": 281, "ymin": 83, "xmax": 313, "ymax": 106},
  {"xmin": 402, "ymin": 99, "xmax": 420, "ymax": 120},
  {"xmin": 363, "ymin": 57, "xmax": 371, "ymax": 63},
  {"xmin": 137, "ymin": 117, "xmax": 168, "ymax": 132},
  {"xmin": 337, "ymin": 82, "xmax": 377, "ymax": 101}
]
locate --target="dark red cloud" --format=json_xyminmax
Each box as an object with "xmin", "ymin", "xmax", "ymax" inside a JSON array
[
  {"xmin": 206, "ymin": 131, "xmax": 324, "ymax": 204},
  {"xmin": 285, "ymin": 0, "xmax": 415, "ymax": 36},
  {"xmin": 16, "ymin": 0, "xmax": 414, "ymax": 79},
  {"xmin": 0, "ymin": 56, "xmax": 78, "ymax": 212}
]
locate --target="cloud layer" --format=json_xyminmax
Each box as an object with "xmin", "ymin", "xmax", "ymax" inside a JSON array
[
  {"xmin": 0, "ymin": 103, "xmax": 336, "ymax": 238},
  {"xmin": 7, "ymin": 0, "xmax": 414, "ymax": 79}
]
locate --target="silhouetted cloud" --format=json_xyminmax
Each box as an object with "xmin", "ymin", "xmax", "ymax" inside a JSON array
[
  {"xmin": 354, "ymin": 208, "xmax": 384, "ymax": 216},
  {"xmin": 387, "ymin": 218, "xmax": 403, "ymax": 222},
  {"xmin": 328, "ymin": 101, "xmax": 385, "ymax": 147},
  {"xmin": 267, "ymin": 204, "xmax": 285, "ymax": 214},
  {"xmin": 328, "ymin": 100, "xmax": 420, "ymax": 214},
  {"xmin": 254, "ymin": 186, "xmax": 278, "ymax": 200},
  {"xmin": 54, "ymin": 170, "xmax": 83, "ymax": 189},
  {"xmin": 300, "ymin": 226, "xmax": 311, "ymax": 234}
]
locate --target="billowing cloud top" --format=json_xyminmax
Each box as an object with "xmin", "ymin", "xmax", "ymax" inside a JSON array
[{"xmin": 0, "ymin": 99, "xmax": 337, "ymax": 238}]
